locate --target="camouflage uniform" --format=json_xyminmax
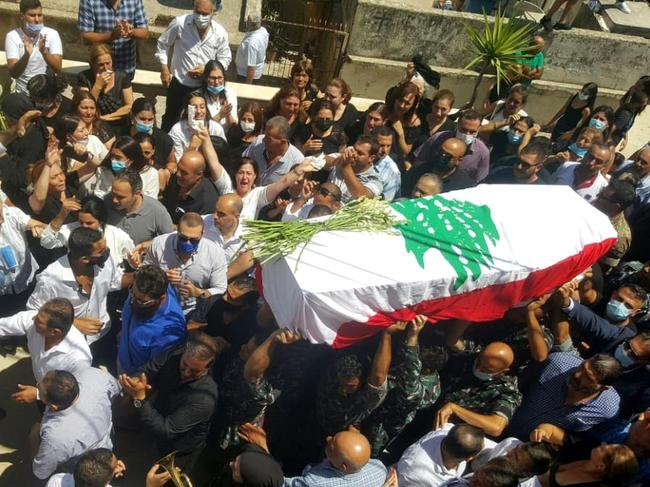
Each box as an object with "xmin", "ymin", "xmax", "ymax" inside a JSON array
[
  {"xmin": 362, "ymin": 343, "xmax": 441, "ymax": 455},
  {"xmin": 215, "ymin": 357, "xmax": 280, "ymax": 449},
  {"xmin": 601, "ymin": 213, "xmax": 632, "ymax": 269},
  {"xmin": 442, "ymin": 352, "xmax": 522, "ymax": 426},
  {"xmin": 504, "ymin": 325, "xmax": 554, "ymax": 375},
  {"xmin": 317, "ymin": 367, "xmax": 388, "ymax": 437}
]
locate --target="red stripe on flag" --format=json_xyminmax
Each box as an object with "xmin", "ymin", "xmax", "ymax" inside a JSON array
[{"xmin": 331, "ymin": 239, "xmax": 616, "ymax": 349}]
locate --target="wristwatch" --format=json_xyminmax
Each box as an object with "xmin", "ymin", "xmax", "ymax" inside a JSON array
[{"xmin": 133, "ymin": 398, "xmax": 143, "ymax": 409}]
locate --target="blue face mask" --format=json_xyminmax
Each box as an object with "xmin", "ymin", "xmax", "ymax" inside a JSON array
[
  {"xmin": 568, "ymin": 143, "xmax": 588, "ymax": 158},
  {"xmin": 111, "ymin": 160, "xmax": 128, "ymax": 173},
  {"xmin": 507, "ymin": 131, "xmax": 522, "ymax": 145},
  {"xmin": 472, "ymin": 358, "xmax": 496, "ymax": 382},
  {"xmin": 606, "ymin": 298, "xmax": 630, "ymax": 323},
  {"xmin": 25, "ymin": 23, "xmax": 43, "ymax": 35},
  {"xmin": 589, "ymin": 118, "xmax": 607, "ymax": 132},
  {"xmin": 177, "ymin": 236, "xmax": 199, "ymax": 254},
  {"xmin": 134, "ymin": 121, "xmax": 153, "ymax": 133},
  {"xmin": 614, "ymin": 342, "xmax": 636, "ymax": 368},
  {"xmin": 207, "ymin": 85, "xmax": 225, "ymax": 95}
]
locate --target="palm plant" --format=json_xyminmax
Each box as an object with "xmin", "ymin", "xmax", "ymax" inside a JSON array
[{"xmin": 464, "ymin": 10, "xmax": 537, "ymax": 108}]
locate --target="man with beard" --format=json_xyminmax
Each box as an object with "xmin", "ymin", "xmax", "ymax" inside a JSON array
[{"xmin": 117, "ymin": 264, "xmax": 186, "ymax": 374}]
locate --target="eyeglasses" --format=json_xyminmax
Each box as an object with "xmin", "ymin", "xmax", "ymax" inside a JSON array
[
  {"xmin": 317, "ymin": 186, "xmax": 340, "ymax": 201},
  {"xmin": 130, "ymin": 287, "xmax": 157, "ymax": 307},
  {"xmin": 178, "ymin": 234, "xmax": 201, "ymax": 245},
  {"xmin": 208, "ymin": 76, "xmax": 224, "ymax": 82}
]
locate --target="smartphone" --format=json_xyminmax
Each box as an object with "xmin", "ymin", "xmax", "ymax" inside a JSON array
[{"xmin": 187, "ymin": 105, "xmax": 204, "ymax": 131}]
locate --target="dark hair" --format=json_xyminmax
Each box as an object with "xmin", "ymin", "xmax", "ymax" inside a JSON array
[
  {"xmin": 238, "ymin": 102, "xmax": 264, "ymax": 135},
  {"xmin": 179, "ymin": 211, "xmax": 204, "ymax": 228},
  {"xmin": 130, "ymin": 97, "xmax": 157, "ymax": 118},
  {"xmin": 290, "ymin": 59, "xmax": 315, "ymax": 83},
  {"xmin": 442, "ymin": 424, "xmax": 484, "ymax": 460},
  {"xmin": 433, "ymin": 89, "xmax": 456, "ymax": 108},
  {"xmin": 620, "ymin": 283, "xmax": 648, "ymax": 303},
  {"xmin": 327, "ymin": 78, "xmax": 352, "ymax": 103},
  {"xmin": 420, "ymin": 345, "xmax": 449, "ymax": 373},
  {"xmin": 113, "ymin": 170, "xmax": 143, "ymax": 194},
  {"xmin": 579, "ymin": 82, "xmax": 599, "ymax": 112},
  {"xmin": 73, "ymin": 448, "xmax": 114, "ymax": 487},
  {"xmin": 605, "ymin": 179, "xmax": 637, "ymax": 209},
  {"xmin": 334, "ymin": 355, "xmax": 363, "ymax": 382},
  {"xmin": 55, "ymin": 114, "xmax": 83, "ymax": 144},
  {"xmin": 180, "ymin": 91, "xmax": 209, "ymax": 121},
  {"xmin": 235, "ymin": 157, "xmax": 259, "ymax": 178},
  {"xmin": 514, "ymin": 443, "xmax": 555, "ymax": 477},
  {"xmin": 79, "ymin": 195, "xmax": 108, "ymax": 226},
  {"xmin": 41, "ymin": 370, "xmax": 79, "ymax": 409},
  {"xmin": 355, "ymin": 134, "xmax": 380, "ymax": 157},
  {"xmin": 386, "ymin": 81, "xmax": 421, "ymax": 122},
  {"xmin": 68, "ymin": 227, "xmax": 103, "ymax": 259},
  {"xmin": 20, "ymin": 0, "xmax": 41, "ymax": 12},
  {"xmin": 521, "ymin": 137, "xmax": 553, "ymax": 162},
  {"xmin": 308, "ymin": 204, "xmax": 333, "ymax": 218},
  {"xmin": 134, "ymin": 131, "xmax": 155, "ymax": 149},
  {"xmin": 202, "ymin": 59, "xmax": 228, "ymax": 103},
  {"xmin": 366, "ymin": 102, "xmax": 386, "ymax": 116},
  {"xmin": 134, "ymin": 265, "xmax": 168, "ymax": 300},
  {"xmin": 459, "ymin": 109, "xmax": 482, "ymax": 123},
  {"xmin": 267, "ymin": 84, "xmax": 307, "ymax": 124},
  {"xmin": 626, "ymin": 89, "xmax": 649, "ymax": 114},
  {"xmin": 514, "ymin": 116, "xmax": 534, "ymax": 130},
  {"xmin": 27, "ymin": 72, "xmax": 66, "ymax": 104},
  {"xmin": 311, "ymin": 98, "xmax": 336, "ymax": 119},
  {"xmin": 471, "ymin": 457, "xmax": 519, "ymax": 487},
  {"xmin": 109, "ymin": 136, "xmax": 147, "ymax": 173},
  {"xmin": 507, "ymin": 85, "xmax": 529, "ymax": 104},
  {"xmin": 41, "ymin": 298, "xmax": 75, "ymax": 334},
  {"xmin": 580, "ymin": 105, "xmax": 615, "ymax": 139},
  {"xmin": 372, "ymin": 126, "xmax": 395, "ymax": 139},
  {"xmin": 589, "ymin": 354, "xmax": 623, "ymax": 385}
]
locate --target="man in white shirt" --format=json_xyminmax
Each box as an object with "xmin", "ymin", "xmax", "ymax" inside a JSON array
[
  {"xmin": 0, "ymin": 298, "xmax": 91, "ymax": 404},
  {"xmin": 397, "ymin": 423, "xmax": 485, "ymax": 486},
  {"xmin": 552, "ymin": 142, "xmax": 611, "ymax": 203},
  {"xmin": 26, "ymin": 227, "xmax": 129, "ymax": 347},
  {"xmin": 5, "ymin": 0, "xmax": 62, "ymax": 94},
  {"xmin": 235, "ymin": 12, "xmax": 269, "ymax": 84},
  {"xmin": 156, "ymin": 0, "xmax": 231, "ymax": 131},
  {"xmin": 32, "ymin": 368, "xmax": 120, "ymax": 480}
]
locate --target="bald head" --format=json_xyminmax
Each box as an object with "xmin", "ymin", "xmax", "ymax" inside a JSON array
[
  {"xmin": 214, "ymin": 193, "xmax": 243, "ymax": 234},
  {"xmin": 480, "ymin": 341, "xmax": 515, "ymax": 372},
  {"xmin": 179, "ymin": 150, "xmax": 206, "ymax": 172},
  {"xmin": 326, "ymin": 430, "xmax": 371, "ymax": 474},
  {"xmin": 177, "ymin": 150, "xmax": 206, "ymax": 190},
  {"xmin": 217, "ymin": 193, "xmax": 243, "ymax": 215},
  {"xmin": 441, "ymin": 138, "xmax": 467, "ymax": 159}
]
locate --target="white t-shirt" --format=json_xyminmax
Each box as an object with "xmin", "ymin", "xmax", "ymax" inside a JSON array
[
  {"xmin": 235, "ymin": 27, "xmax": 269, "ymax": 79},
  {"xmin": 205, "ymin": 87, "xmax": 239, "ymax": 127},
  {"xmin": 5, "ymin": 26, "xmax": 63, "ymax": 93},
  {"xmin": 552, "ymin": 161, "xmax": 609, "ymax": 202},
  {"xmin": 169, "ymin": 119, "xmax": 227, "ymax": 161},
  {"xmin": 140, "ymin": 165, "xmax": 160, "ymax": 199}
]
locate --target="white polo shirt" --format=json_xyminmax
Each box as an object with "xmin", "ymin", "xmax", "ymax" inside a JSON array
[
  {"xmin": 0, "ymin": 309, "xmax": 91, "ymax": 381},
  {"xmin": 5, "ymin": 26, "xmax": 63, "ymax": 93}
]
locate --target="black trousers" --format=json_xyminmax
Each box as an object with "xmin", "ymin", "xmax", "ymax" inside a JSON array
[{"xmin": 161, "ymin": 78, "xmax": 197, "ymax": 132}]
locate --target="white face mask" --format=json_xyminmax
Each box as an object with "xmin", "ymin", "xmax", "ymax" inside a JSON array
[
  {"xmin": 193, "ymin": 13, "xmax": 212, "ymax": 29},
  {"xmin": 577, "ymin": 91, "xmax": 590, "ymax": 102},
  {"xmin": 456, "ymin": 130, "xmax": 476, "ymax": 147},
  {"xmin": 240, "ymin": 121, "xmax": 255, "ymax": 133}
]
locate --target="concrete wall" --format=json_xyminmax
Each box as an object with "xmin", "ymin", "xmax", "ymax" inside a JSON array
[{"xmin": 346, "ymin": 0, "xmax": 650, "ymax": 91}]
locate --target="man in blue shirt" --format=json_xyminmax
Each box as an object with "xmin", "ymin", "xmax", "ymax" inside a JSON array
[{"xmin": 118, "ymin": 265, "xmax": 186, "ymax": 374}]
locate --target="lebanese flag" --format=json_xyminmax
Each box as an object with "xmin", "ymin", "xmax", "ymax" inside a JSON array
[{"xmin": 259, "ymin": 185, "xmax": 617, "ymax": 348}]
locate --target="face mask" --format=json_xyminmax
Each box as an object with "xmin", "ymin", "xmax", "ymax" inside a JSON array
[
  {"xmin": 430, "ymin": 152, "xmax": 454, "ymax": 172},
  {"xmin": 577, "ymin": 91, "xmax": 590, "ymax": 102},
  {"xmin": 456, "ymin": 130, "xmax": 476, "ymax": 146},
  {"xmin": 177, "ymin": 236, "xmax": 200, "ymax": 254},
  {"xmin": 89, "ymin": 249, "xmax": 110, "ymax": 268},
  {"xmin": 589, "ymin": 118, "xmax": 607, "ymax": 132},
  {"xmin": 614, "ymin": 342, "xmax": 636, "ymax": 368},
  {"xmin": 25, "ymin": 22, "xmax": 43, "ymax": 35},
  {"xmin": 472, "ymin": 358, "xmax": 495, "ymax": 382},
  {"xmin": 240, "ymin": 121, "xmax": 255, "ymax": 133},
  {"xmin": 111, "ymin": 160, "xmax": 128, "ymax": 173},
  {"xmin": 605, "ymin": 298, "xmax": 630, "ymax": 322},
  {"xmin": 315, "ymin": 119, "xmax": 334, "ymax": 132},
  {"xmin": 568, "ymin": 143, "xmax": 588, "ymax": 159},
  {"xmin": 193, "ymin": 13, "xmax": 212, "ymax": 30},
  {"xmin": 507, "ymin": 131, "xmax": 522, "ymax": 145},
  {"xmin": 134, "ymin": 121, "xmax": 153, "ymax": 133},
  {"xmin": 207, "ymin": 85, "xmax": 225, "ymax": 95}
]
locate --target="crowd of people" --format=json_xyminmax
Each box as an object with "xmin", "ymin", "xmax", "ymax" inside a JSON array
[{"xmin": 1, "ymin": 0, "xmax": 650, "ymax": 486}]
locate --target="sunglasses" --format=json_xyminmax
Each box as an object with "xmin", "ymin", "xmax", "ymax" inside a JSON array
[
  {"xmin": 624, "ymin": 340, "xmax": 641, "ymax": 362},
  {"xmin": 317, "ymin": 186, "xmax": 340, "ymax": 201},
  {"xmin": 515, "ymin": 159, "xmax": 538, "ymax": 169},
  {"xmin": 178, "ymin": 234, "xmax": 201, "ymax": 245}
]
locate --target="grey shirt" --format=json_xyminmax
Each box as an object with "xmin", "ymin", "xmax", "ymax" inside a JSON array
[
  {"xmin": 242, "ymin": 135, "xmax": 305, "ymax": 185},
  {"xmin": 33, "ymin": 367, "xmax": 120, "ymax": 479},
  {"xmin": 143, "ymin": 232, "xmax": 228, "ymax": 314},
  {"xmin": 328, "ymin": 165, "xmax": 384, "ymax": 204},
  {"xmin": 105, "ymin": 196, "xmax": 175, "ymax": 245}
]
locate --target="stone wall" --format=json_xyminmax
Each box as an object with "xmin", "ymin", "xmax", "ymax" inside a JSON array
[{"xmin": 346, "ymin": 0, "xmax": 650, "ymax": 91}]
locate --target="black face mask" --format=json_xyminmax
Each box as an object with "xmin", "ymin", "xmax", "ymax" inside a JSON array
[
  {"xmin": 315, "ymin": 119, "xmax": 334, "ymax": 132},
  {"xmin": 430, "ymin": 152, "xmax": 454, "ymax": 172},
  {"xmin": 89, "ymin": 249, "xmax": 110, "ymax": 268}
]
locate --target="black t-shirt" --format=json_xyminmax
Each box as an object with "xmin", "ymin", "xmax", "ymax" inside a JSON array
[
  {"xmin": 162, "ymin": 176, "xmax": 219, "ymax": 224},
  {"xmin": 78, "ymin": 69, "xmax": 132, "ymax": 135},
  {"xmin": 612, "ymin": 106, "xmax": 635, "ymax": 144},
  {"xmin": 150, "ymin": 127, "xmax": 175, "ymax": 169},
  {"xmin": 483, "ymin": 165, "xmax": 551, "ymax": 185},
  {"xmin": 334, "ymin": 103, "xmax": 360, "ymax": 138},
  {"xmin": 291, "ymin": 123, "xmax": 348, "ymax": 156}
]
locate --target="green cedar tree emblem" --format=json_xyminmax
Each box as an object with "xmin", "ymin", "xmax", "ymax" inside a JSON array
[{"xmin": 392, "ymin": 196, "xmax": 501, "ymax": 290}]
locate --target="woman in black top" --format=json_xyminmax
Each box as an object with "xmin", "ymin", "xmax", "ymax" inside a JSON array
[
  {"xmin": 290, "ymin": 59, "xmax": 321, "ymax": 113},
  {"xmin": 226, "ymin": 102, "xmax": 264, "ymax": 158},
  {"xmin": 422, "ymin": 89, "xmax": 457, "ymax": 140},
  {"xmin": 71, "ymin": 90, "xmax": 115, "ymax": 148},
  {"xmin": 544, "ymin": 83, "xmax": 598, "ymax": 142},
  {"xmin": 266, "ymin": 85, "xmax": 307, "ymax": 140},
  {"xmin": 570, "ymin": 105, "xmax": 615, "ymax": 144},
  {"xmin": 325, "ymin": 77, "xmax": 359, "ymax": 138},
  {"xmin": 611, "ymin": 89, "xmax": 648, "ymax": 149},
  {"xmin": 77, "ymin": 44, "xmax": 134, "ymax": 136},
  {"xmin": 384, "ymin": 81, "xmax": 423, "ymax": 159},
  {"xmin": 291, "ymin": 99, "xmax": 348, "ymax": 157}
]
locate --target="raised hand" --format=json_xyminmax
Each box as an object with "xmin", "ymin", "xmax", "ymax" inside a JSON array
[{"xmin": 11, "ymin": 384, "xmax": 38, "ymax": 404}]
